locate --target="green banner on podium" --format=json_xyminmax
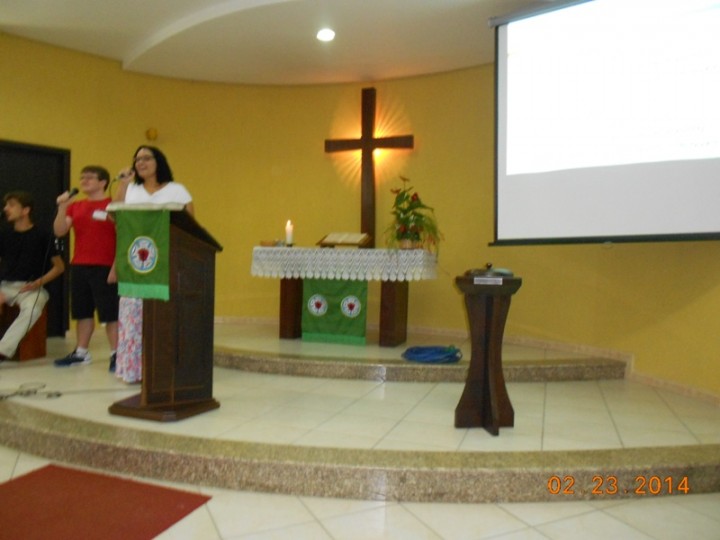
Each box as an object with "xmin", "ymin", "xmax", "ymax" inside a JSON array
[
  {"xmin": 115, "ymin": 209, "xmax": 171, "ymax": 301},
  {"xmin": 302, "ymin": 279, "xmax": 368, "ymax": 345}
]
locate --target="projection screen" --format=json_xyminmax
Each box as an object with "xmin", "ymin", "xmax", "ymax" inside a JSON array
[{"xmin": 492, "ymin": 0, "xmax": 720, "ymax": 244}]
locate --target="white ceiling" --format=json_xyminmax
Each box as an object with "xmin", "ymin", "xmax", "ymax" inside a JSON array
[{"xmin": 0, "ymin": 0, "xmax": 548, "ymax": 85}]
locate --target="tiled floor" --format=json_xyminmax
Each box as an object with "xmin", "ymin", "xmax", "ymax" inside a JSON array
[{"xmin": 1, "ymin": 321, "xmax": 719, "ymax": 539}]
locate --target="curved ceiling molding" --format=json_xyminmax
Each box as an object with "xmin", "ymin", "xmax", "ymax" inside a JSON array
[
  {"xmin": 0, "ymin": 0, "xmax": 541, "ymax": 85},
  {"xmin": 123, "ymin": 0, "xmax": 298, "ymax": 69}
]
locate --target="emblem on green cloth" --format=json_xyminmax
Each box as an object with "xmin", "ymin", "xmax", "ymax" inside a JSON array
[
  {"xmin": 340, "ymin": 295, "xmax": 362, "ymax": 318},
  {"xmin": 307, "ymin": 294, "xmax": 328, "ymax": 316},
  {"xmin": 128, "ymin": 236, "xmax": 159, "ymax": 274}
]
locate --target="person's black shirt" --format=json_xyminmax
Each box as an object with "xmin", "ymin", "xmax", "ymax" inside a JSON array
[{"xmin": 0, "ymin": 226, "xmax": 58, "ymax": 282}]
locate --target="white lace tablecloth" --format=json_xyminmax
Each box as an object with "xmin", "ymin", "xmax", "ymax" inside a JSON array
[{"xmin": 251, "ymin": 247, "xmax": 437, "ymax": 282}]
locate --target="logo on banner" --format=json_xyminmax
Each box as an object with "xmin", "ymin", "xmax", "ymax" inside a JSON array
[
  {"xmin": 128, "ymin": 236, "xmax": 159, "ymax": 274},
  {"xmin": 340, "ymin": 295, "xmax": 362, "ymax": 318},
  {"xmin": 307, "ymin": 294, "xmax": 328, "ymax": 316}
]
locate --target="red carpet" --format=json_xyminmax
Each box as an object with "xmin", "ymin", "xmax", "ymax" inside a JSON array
[{"xmin": 0, "ymin": 464, "xmax": 210, "ymax": 540}]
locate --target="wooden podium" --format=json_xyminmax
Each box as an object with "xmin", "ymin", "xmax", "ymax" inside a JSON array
[
  {"xmin": 109, "ymin": 207, "xmax": 223, "ymax": 422},
  {"xmin": 454, "ymin": 265, "xmax": 522, "ymax": 435}
]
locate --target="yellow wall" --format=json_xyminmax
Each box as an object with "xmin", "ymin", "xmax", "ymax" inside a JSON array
[{"xmin": 2, "ymin": 33, "xmax": 719, "ymax": 397}]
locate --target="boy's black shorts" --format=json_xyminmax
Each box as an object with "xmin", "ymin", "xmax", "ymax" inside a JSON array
[{"xmin": 70, "ymin": 265, "xmax": 119, "ymax": 323}]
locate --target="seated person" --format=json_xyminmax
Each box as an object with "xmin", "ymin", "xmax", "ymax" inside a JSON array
[{"xmin": 0, "ymin": 191, "xmax": 64, "ymax": 361}]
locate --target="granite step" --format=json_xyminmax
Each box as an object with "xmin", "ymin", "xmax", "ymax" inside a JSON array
[{"xmin": 214, "ymin": 347, "xmax": 627, "ymax": 383}]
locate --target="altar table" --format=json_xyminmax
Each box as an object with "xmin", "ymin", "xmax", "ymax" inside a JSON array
[{"xmin": 251, "ymin": 247, "xmax": 437, "ymax": 346}]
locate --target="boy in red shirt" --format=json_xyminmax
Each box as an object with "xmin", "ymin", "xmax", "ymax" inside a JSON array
[{"xmin": 53, "ymin": 165, "xmax": 118, "ymax": 370}]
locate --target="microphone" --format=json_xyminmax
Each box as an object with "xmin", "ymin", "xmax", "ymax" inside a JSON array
[{"xmin": 56, "ymin": 188, "xmax": 80, "ymax": 210}]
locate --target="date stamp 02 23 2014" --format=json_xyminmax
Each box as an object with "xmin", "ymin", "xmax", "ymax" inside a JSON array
[{"xmin": 547, "ymin": 475, "xmax": 691, "ymax": 497}]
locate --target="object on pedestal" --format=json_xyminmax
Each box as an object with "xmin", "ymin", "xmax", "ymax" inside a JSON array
[{"xmin": 454, "ymin": 264, "xmax": 522, "ymax": 435}]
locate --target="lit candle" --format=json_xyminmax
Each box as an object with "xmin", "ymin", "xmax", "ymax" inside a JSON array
[{"xmin": 285, "ymin": 220, "xmax": 294, "ymax": 246}]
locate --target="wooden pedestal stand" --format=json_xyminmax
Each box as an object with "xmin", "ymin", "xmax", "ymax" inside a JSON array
[{"xmin": 454, "ymin": 266, "xmax": 522, "ymax": 435}]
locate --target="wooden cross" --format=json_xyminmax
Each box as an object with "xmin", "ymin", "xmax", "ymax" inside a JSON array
[{"xmin": 325, "ymin": 87, "xmax": 414, "ymax": 248}]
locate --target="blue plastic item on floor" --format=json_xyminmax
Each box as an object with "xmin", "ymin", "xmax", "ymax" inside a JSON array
[{"xmin": 401, "ymin": 346, "xmax": 462, "ymax": 364}]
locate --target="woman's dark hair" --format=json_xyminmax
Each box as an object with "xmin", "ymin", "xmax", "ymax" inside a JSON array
[{"xmin": 132, "ymin": 145, "xmax": 174, "ymax": 184}]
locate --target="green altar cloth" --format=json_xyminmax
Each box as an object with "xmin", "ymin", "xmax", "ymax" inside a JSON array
[{"xmin": 302, "ymin": 278, "xmax": 368, "ymax": 345}]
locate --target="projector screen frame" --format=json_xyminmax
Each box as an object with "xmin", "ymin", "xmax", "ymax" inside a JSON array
[{"xmin": 490, "ymin": 0, "xmax": 720, "ymax": 246}]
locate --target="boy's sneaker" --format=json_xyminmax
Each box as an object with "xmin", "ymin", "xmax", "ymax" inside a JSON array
[
  {"xmin": 54, "ymin": 350, "xmax": 92, "ymax": 367},
  {"xmin": 109, "ymin": 352, "xmax": 117, "ymax": 373}
]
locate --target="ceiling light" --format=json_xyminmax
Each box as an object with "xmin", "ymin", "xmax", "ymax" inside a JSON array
[{"xmin": 316, "ymin": 28, "xmax": 335, "ymax": 42}]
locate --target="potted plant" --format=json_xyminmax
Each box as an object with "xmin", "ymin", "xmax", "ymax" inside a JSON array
[{"xmin": 385, "ymin": 176, "xmax": 441, "ymax": 253}]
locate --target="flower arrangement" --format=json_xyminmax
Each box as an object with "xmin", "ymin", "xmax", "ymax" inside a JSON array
[{"xmin": 385, "ymin": 176, "xmax": 441, "ymax": 253}]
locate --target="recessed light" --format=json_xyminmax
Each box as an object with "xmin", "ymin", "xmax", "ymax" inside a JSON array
[{"xmin": 316, "ymin": 28, "xmax": 335, "ymax": 42}]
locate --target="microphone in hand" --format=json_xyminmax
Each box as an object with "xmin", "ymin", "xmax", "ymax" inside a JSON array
[
  {"xmin": 57, "ymin": 188, "xmax": 79, "ymax": 206},
  {"xmin": 116, "ymin": 169, "xmax": 134, "ymax": 183}
]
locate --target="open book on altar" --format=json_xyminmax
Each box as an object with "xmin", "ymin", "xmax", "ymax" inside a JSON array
[{"xmin": 317, "ymin": 232, "xmax": 372, "ymax": 247}]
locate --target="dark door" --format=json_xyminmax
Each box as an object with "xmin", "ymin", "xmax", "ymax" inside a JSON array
[{"xmin": 0, "ymin": 140, "xmax": 70, "ymax": 337}]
